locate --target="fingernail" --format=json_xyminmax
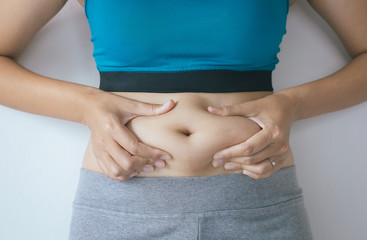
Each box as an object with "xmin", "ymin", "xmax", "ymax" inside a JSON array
[
  {"xmin": 212, "ymin": 159, "xmax": 223, "ymax": 168},
  {"xmin": 213, "ymin": 153, "xmax": 224, "ymax": 160},
  {"xmin": 242, "ymin": 169, "xmax": 251, "ymax": 177},
  {"xmin": 159, "ymin": 154, "xmax": 172, "ymax": 161},
  {"xmin": 154, "ymin": 160, "xmax": 165, "ymax": 168},
  {"xmin": 224, "ymin": 163, "xmax": 239, "ymax": 170},
  {"xmin": 162, "ymin": 100, "xmax": 171, "ymax": 108},
  {"xmin": 143, "ymin": 165, "xmax": 154, "ymax": 172},
  {"xmin": 208, "ymin": 106, "xmax": 220, "ymax": 114},
  {"xmin": 129, "ymin": 172, "xmax": 138, "ymax": 178}
]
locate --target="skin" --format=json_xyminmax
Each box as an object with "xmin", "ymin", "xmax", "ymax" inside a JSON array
[
  {"xmin": 1, "ymin": 0, "xmax": 366, "ymax": 182},
  {"xmin": 81, "ymin": 0, "xmax": 367, "ymax": 180},
  {"xmin": 208, "ymin": 0, "xmax": 367, "ymax": 179},
  {"xmin": 81, "ymin": 90, "xmax": 295, "ymax": 178},
  {"xmin": 79, "ymin": 0, "xmax": 298, "ymax": 179},
  {"xmin": 0, "ymin": 0, "xmax": 176, "ymax": 181}
]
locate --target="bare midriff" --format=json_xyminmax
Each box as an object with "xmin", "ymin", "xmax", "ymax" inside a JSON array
[{"xmin": 82, "ymin": 91, "xmax": 295, "ymax": 177}]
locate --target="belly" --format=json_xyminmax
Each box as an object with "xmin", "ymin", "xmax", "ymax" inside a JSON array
[{"xmin": 82, "ymin": 91, "xmax": 295, "ymax": 177}]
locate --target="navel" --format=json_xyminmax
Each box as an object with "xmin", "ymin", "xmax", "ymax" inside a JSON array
[{"xmin": 179, "ymin": 128, "xmax": 194, "ymax": 137}]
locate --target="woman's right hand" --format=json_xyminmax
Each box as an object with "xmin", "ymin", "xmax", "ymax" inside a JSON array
[
  {"xmin": 1, "ymin": 0, "xmax": 175, "ymax": 182},
  {"xmin": 82, "ymin": 90, "xmax": 176, "ymax": 181}
]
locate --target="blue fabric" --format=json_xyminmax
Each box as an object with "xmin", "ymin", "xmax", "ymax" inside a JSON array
[{"xmin": 84, "ymin": 0, "xmax": 289, "ymax": 72}]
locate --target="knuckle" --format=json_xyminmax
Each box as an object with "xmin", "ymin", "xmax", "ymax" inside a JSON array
[
  {"xmin": 227, "ymin": 105, "xmax": 237, "ymax": 115},
  {"xmin": 122, "ymin": 159, "xmax": 135, "ymax": 172},
  {"xmin": 127, "ymin": 142, "xmax": 139, "ymax": 155},
  {"xmin": 257, "ymin": 165, "xmax": 267, "ymax": 175},
  {"xmin": 102, "ymin": 118, "xmax": 116, "ymax": 132},
  {"xmin": 241, "ymin": 157, "xmax": 252, "ymax": 164},
  {"xmin": 243, "ymin": 144, "xmax": 253, "ymax": 155},
  {"xmin": 221, "ymin": 106, "xmax": 231, "ymax": 115},
  {"xmin": 279, "ymin": 143, "xmax": 289, "ymax": 154},
  {"xmin": 109, "ymin": 165, "xmax": 123, "ymax": 177},
  {"xmin": 116, "ymin": 175, "xmax": 129, "ymax": 181},
  {"xmin": 132, "ymin": 155, "xmax": 147, "ymax": 165},
  {"xmin": 105, "ymin": 172, "xmax": 126, "ymax": 181},
  {"xmin": 103, "ymin": 115, "xmax": 122, "ymax": 132},
  {"xmin": 271, "ymin": 125, "xmax": 282, "ymax": 140}
]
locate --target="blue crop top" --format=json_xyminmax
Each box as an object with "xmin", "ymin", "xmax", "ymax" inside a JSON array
[{"xmin": 84, "ymin": 0, "xmax": 289, "ymax": 92}]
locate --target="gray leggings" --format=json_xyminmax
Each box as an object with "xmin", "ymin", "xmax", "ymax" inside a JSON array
[{"xmin": 68, "ymin": 165, "xmax": 313, "ymax": 240}]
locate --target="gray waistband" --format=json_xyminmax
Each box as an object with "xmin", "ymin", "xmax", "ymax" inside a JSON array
[{"xmin": 72, "ymin": 165, "xmax": 302, "ymax": 215}]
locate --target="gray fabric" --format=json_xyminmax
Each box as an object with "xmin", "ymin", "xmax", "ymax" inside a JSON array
[{"xmin": 68, "ymin": 165, "xmax": 313, "ymax": 240}]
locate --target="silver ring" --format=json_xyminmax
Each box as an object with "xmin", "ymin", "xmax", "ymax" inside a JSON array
[{"xmin": 269, "ymin": 158, "xmax": 276, "ymax": 168}]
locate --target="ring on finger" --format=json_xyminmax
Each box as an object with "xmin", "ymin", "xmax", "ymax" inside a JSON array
[{"xmin": 268, "ymin": 158, "xmax": 276, "ymax": 168}]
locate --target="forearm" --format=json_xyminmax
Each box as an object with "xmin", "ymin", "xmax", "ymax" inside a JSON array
[
  {"xmin": 277, "ymin": 52, "xmax": 367, "ymax": 122},
  {"xmin": 0, "ymin": 56, "xmax": 101, "ymax": 125}
]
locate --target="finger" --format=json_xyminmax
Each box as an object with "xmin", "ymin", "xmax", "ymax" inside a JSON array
[
  {"xmin": 131, "ymin": 155, "xmax": 163, "ymax": 172},
  {"xmin": 223, "ymin": 162, "xmax": 243, "ymax": 171},
  {"xmin": 241, "ymin": 158, "xmax": 283, "ymax": 180},
  {"xmin": 124, "ymin": 98, "xmax": 176, "ymax": 116},
  {"xmin": 134, "ymin": 156, "xmax": 154, "ymax": 172},
  {"xmin": 213, "ymin": 128, "xmax": 273, "ymax": 160},
  {"xmin": 106, "ymin": 139, "xmax": 148, "ymax": 175},
  {"xmin": 207, "ymin": 101, "xmax": 257, "ymax": 117},
  {"xmin": 97, "ymin": 152, "xmax": 130, "ymax": 181},
  {"xmin": 134, "ymin": 156, "xmax": 166, "ymax": 170},
  {"xmin": 112, "ymin": 124, "xmax": 172, "ymax": 161},
  {"xmin": 225, "ymin": 143, "xmax": 278, "ymax": 165},
  {"xmin": 99, "ymin": 157, "xmax": 139, "ymax": 180},
  {"xmin": 107, "ymin": 139, "xmax": 166, "ymax": 173},
  {"xmin": 136, "ymin": 163, "xmax": 155, "ymax": 173}
]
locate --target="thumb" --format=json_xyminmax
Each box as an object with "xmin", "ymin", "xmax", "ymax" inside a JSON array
[
  {"xmin": 207, "ymin": 101, "xmax": 256, "ymax": 117},
  {"xmin": 130, "ymin": 99, "xmax": 176, "ymax": 116}
]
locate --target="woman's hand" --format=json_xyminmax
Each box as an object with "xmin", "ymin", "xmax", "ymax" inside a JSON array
[
  {"xmin": 207, "ymin": 92, "xmax": 298, "ymax": 179},
  {"xmin": 82, "ymin": 90, "xmax": 176, "ymax": 181}
]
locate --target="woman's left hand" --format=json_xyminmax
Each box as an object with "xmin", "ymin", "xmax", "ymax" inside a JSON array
[{"xmin": 207, "ymin": 92, "xmax": 298, "ymax": 179}]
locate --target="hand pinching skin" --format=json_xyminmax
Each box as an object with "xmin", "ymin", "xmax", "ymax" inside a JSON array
[{"xmin": 208, "ymin": 93, "xmax": 297, "ymax": 179}]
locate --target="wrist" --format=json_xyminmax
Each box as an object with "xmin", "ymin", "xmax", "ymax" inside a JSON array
[
  {"xmin": 78, "ymin": 86, "xmax": 107, "ymax": 127},
  {"xmin": 274, "ymin": 88, "xmax": 303, "ymax": 123}
]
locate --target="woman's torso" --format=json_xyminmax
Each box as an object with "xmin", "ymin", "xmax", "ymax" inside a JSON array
[
  {"xmin": 82, "ymin": 91, "xmax": 295, "ymax": 177},
  {"xmin": 79, "ymin": 0, "xmax": 296, "ymax": 177}
]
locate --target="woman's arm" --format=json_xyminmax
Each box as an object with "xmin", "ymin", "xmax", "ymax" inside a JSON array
[
  {"xmin": 209, "ymin": 0, "xmax": 367, "ymax": 179},
  {"xmin": 0, "ymin": 0, "xmax": 99, "ymax": 125},
  {"xmin": 0, "ymin": 0, "xmax": 175, "ymax": 180},
  {"xmin": 278, "ymin": 0, "xmax": 367, "ymax": 122}
]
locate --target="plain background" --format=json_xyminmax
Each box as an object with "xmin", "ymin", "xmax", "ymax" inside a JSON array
[{"xmin": 1, "ymin": 1, "xmax": 366, "ymax": 239}]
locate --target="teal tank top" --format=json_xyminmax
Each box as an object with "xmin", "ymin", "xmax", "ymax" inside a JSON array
[{"xmin": 84, "ymin": 0, "xmax": 289, "ymax": 92}]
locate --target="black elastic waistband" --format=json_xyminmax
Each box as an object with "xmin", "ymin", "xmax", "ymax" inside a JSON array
[{"xmin": 99, "ymin": 70, "xmax": 273, "ymax": 93}]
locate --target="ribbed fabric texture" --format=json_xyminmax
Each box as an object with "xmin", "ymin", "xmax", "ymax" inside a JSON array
[
  {"xmin": 68, "ymin": 165, "xmax": 313, "ymax": 239},
  {"xmin": 99, "ymin": 69, "xmax": 273, "ymax": 92}
]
